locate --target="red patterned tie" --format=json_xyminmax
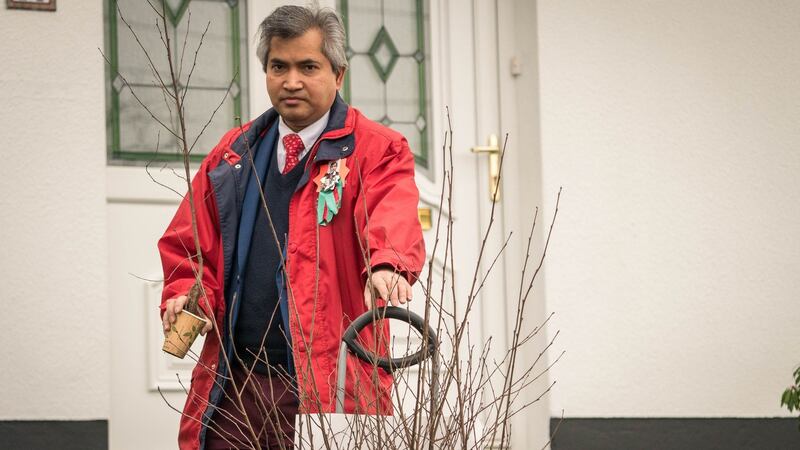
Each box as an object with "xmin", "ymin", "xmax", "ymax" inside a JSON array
[{"xmin": 282, "ymin": 133, "xmax": 305, "ymax": 174}]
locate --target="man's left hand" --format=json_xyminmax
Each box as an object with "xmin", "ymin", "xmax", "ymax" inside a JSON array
[{"xmin": 363, "ymin": 268, "xmax": 412, "ymax": 308}]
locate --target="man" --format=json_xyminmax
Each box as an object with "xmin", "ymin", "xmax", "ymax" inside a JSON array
[{"xmin": 158, "ymin": 5, "xmax": 425, "ymax": 450}]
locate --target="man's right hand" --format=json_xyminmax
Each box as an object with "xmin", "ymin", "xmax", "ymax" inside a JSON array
[{"xmin": 162, "ymin": 295, "xmax": 213, "ymax": 337}]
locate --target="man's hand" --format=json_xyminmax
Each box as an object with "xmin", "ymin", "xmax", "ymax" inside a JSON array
[
  {"xmin": 363, "ymin": 268, "xmax": 413, "ymax": 308},
  {"xmin": 162, "ymin": 295, "xmax": 213, "ymax": 337}
]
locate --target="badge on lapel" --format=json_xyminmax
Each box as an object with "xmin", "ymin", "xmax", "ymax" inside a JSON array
[{"xmin": 313, "ymin": 159, "xmax": 349, "ymax": 226}]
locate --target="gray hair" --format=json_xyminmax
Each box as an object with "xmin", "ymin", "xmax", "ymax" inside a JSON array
[{"xmin": 256, "ymin": 5, "xmax": 349, "ymax": 75}]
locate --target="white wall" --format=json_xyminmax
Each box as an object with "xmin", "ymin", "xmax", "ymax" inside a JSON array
[
  {"xmin": 0, "ymin": 2, "xmax": 109, "ymax": 419},
  {"xmin": 537, "ymin": 0, "xmax": 800, "ymax": 417}
]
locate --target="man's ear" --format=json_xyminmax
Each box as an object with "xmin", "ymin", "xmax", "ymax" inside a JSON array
[{"xmin": 335, "ymin": 68, "xmax": 346, "ymax": 90}]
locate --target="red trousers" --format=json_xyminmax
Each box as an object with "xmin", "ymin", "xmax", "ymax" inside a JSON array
[{"xmin": 204, "ymin": 365, "xmax": 298, "ymax": 450}]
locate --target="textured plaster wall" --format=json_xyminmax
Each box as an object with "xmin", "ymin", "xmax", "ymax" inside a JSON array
[
  {"xmin": 0, "ymin": 2, "xmax": 108, "ymax": 418},
  {"xmin": 537, "ymin": 0, "xmax": 800, "ymax": 417}
]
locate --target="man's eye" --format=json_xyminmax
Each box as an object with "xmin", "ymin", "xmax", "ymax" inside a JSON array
[
  {"xmin": 304, "ymin": 65, "xmax": 318, "ymax": 72},
  {"xmin": 271, "ymin": 64, "xmax": 285, "ymax": 71}
]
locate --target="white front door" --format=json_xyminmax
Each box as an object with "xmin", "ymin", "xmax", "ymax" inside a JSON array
[
  {"xmin": 395, "ymin": 0, "xmax": 519, "ymax": 442},
  {"xmin": 108, "ymin": 1, "xmax": 542, "ymax": 449}
]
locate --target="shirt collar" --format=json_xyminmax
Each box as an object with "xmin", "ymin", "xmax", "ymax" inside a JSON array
[{"xmin": 278, "ymin": 110, "xmax": 331, "ymax": 150}]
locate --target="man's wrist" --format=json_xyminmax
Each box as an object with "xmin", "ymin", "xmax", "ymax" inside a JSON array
[{"xmin": 370, "ymin": 263, "xmax": 396, "ymax": 273}]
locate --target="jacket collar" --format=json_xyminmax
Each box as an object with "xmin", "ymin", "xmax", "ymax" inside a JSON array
[
  {"xmin": 229, "ymin": 93, "xmax": 355, "ymax": 162},
  {"xmin": 313, "ymin": 94, "xmax": 356, "ymax": 162}
]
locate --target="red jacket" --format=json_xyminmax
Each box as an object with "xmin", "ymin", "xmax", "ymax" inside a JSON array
[{"xmin": 158, "ymin": 96, "xmax": 425, "ymax": 449}]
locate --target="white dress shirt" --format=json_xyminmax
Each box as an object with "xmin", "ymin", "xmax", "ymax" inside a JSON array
[{"xmin": 276, "ymin": 111, "xmax": 330, "ymax": 172}]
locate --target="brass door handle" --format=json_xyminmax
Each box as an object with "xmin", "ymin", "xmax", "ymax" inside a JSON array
[{"xmin": 470, "ymin": 134, "xmax": 501, "ymax": 202}]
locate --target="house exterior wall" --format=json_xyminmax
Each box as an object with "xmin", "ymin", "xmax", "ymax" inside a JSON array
[
  {"xmin": 0, "ymin": 2, "xmax": 109, "ymax": 420},
  {"xmin": 536, "ymin": 0, "xmax": 800, "ymax": 419}
]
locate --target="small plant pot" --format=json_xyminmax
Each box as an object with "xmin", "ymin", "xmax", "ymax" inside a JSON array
[{"xmin": 162, "ymin": 310, "xmax": 208, "ymax": 359}]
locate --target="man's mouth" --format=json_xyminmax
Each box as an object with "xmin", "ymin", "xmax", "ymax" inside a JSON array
[{"xmin": 281, "ymin": 97, "xmax": 304, "ymax": 106}]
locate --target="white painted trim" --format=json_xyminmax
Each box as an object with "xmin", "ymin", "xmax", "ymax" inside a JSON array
[{"xmin": 106, "ymin": 164, "xmax": 193, "ymax": 204}]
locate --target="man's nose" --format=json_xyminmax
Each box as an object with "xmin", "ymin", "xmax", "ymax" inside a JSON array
[{"xmin": 283, "ymin": 69, "xmax": 303, "ymax": 91}]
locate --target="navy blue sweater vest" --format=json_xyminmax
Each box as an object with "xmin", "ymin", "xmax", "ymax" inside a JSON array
[{"xmin": 234, "ymin": 138, "xmax": 309, "ymax": 374}]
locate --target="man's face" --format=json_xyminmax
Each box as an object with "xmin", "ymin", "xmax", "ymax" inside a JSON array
[{"xmin": 265, "ymin": 28, "xmax": 345, "ymax": 132}]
